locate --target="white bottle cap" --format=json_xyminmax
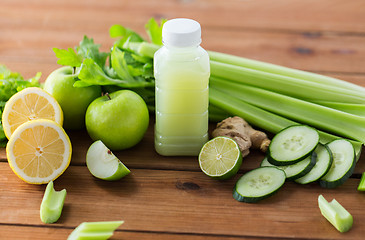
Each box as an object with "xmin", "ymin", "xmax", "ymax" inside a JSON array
[{"xmin": 162, "ymin": 18, "xmax": 202, "ymax": 47}]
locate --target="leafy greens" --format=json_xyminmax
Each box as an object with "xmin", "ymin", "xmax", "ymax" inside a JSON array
[
  {"xmin": 52, "ymin": 18, "xmax": 166, "ymax": 111},
  {"xmin": 0, "ymin": 65, "xmax": 41, "ymax": 146}
]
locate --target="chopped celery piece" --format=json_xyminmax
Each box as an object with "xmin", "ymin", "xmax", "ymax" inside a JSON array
[
  {"xmin": 210, "ymin": 77, "xmax": 365, "ymax": 144},
  {"xmin": 318, "ymin": 195, "xmax": 353, "ymax": 233},
  {"xmin": 68, "ymin": 221, "xmax": 124, "ymax": 240},
  {"xmin": 40, "ymin": 181, "xmax": 66, "ymax": 224},
  {"xmin": 358, "ymin": 172, "xmax": 365, "ymax": 191}
]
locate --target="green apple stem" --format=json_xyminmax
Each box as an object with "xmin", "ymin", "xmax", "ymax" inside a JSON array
[{"xmin": 104, "ymin": 92, "xmax": 112, "ymax": 100}]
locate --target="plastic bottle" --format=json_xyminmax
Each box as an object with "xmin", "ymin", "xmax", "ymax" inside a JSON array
[{"xmin": 154, "ymin": 18, "xmax": 210, "ymax": 156}]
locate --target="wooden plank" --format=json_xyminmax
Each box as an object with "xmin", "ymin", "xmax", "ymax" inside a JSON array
[
  {"xmin": 1, "ymin": 0, "xmax": 365, "ymax": 34},
  {"xmin": 2, "ymin": 123, "xmax": 365, "ymax": 175},
  {"xmin": 1, "ymin": 122, "xmax": 365, "ymax": 175},
  {"xmin": 0, "ymin": 163, "xmax": 364, "ymax": 239},
  {"xmin": 1, "ymin": 25, "xmax": 365, "ymax": 77},
  {"xmin": 0, "ymin": 225, "xmax": 266, "ymax": 240}
]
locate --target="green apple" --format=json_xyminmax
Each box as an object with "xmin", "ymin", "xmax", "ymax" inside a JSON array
[
  {"xmin": 44, "ymin": 66, "xmax": 101, "ymax": 130},
  {"xmin": 86, "ymin": 140, "xmax": 130, "ymax": 181},
  {"xmin": 85, "ymin": 90, "xmax": 149, "ymax": 151}
]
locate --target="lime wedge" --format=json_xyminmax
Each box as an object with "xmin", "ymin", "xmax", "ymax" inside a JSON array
[
  {"xmin": 199, "ymin": 136, "xmax": 242, "ymax": 180},
  {"xmin": 86, "ymin": 140, "xmax": 130, "ymax": 181}
]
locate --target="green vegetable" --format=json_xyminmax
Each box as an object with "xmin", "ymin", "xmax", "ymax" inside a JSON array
[
  {"xmin": 208, "ymin": 50, "xmax": 365, "ymax": 93},
  {"xmin": 68, "ymin": 220, "xmax": 124, "ymax": 240},
  {"xmin": 53, "ymin": 48, "xmax": 83, "ymax": 68},
  {"xmin": 295, "ymin": 144, "xmax": 333, "ymax": 184},
  {"xmin": 52, "ymin": 18, "xmax": 365, "ymax": 156},
  {"xmin": 53, "ymin": 36, "xmax": 109, "ymax": 69},
  {"xmin": 318, "ymin": 195, "xmax": 353, "ymax": 233},
  {"xmin": 357, "ymin": 172, "xmax": 365, "ymax": 191},
  {"xmin": 233, "ymin": 166, "xmax": 286, "ymax": 203},
  {"xmin": 261, "ymin": 154, "xmax": 316, "ymax": 181},
  {"xmin": 145, "ymin": 18, "xmax": 167, "ymax": 45},
  {"xmin": 0, "ymin": 65, "xmax": 41, "ymax": 146},
  {"xmin": 210, "ymin": 60, "xmax": 365, "ymax": 104},
  {"xmin": 268, "ymin": 125, "xmax": 319, "ymax": 166},
  {"xmin": 211, "ymin": 78, "xmax": 365, "ymax": 143},
  {"xmin": 319, "ymin": 139, "xmax": 356, "ymax": 189},
  {"xmin": 209, "ymin": 87, "xmax": 363, "ymax": 157},
  {"xmin": 40, "ymin": 181, "xmax": 67, "ymax": 224},
  {"xmin": 312, "ymin": 100, "xmax": 365, "ymax": 117}
]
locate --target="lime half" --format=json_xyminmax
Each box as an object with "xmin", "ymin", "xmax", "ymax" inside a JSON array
[
  {"xmin": 199, "ymin": 137, "xmax": 242, "ymax": 180},
  {"xmin": 86, "ymin": 140, "xmax": 130, "ymax": 181}
]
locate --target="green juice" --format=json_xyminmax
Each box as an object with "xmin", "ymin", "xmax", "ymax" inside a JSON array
[{"xmin": 154, "ymin": 18, "xmax": 210, "ymax": 156}]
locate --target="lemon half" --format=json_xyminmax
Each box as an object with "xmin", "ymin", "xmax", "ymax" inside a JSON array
[
  {"xmin": 6, "ymin": 119, "xmax": 71, "ymax": 184},
  {"xmin": 2, "ymin": 87, "xmax": 63, "ymax": 139}
]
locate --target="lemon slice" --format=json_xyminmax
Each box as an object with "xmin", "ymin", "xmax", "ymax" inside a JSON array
[
  {"xmin": 199, "ymin": 136, "xmax": 242, "ymax": 180},
  {"xmin": 2, "ymin": 87, "xmax": 63, "ymax": 139},
  {"xmin": 6, "ymin": 119, "xmax": 72, "ymax": 184}
]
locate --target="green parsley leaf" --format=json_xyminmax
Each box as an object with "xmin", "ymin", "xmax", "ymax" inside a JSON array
[
  {"xmin": 53, "ymin": 47, "xmax": 83, "ymax": 67},
  {"xmin": 0, "ymin": 65, "xmax": 41, "ymax": 147},
  {"xmin": 145, "ymin": 18, "xmax": 167, "ymax": 45},
  {"xmin": 77, "ymin": 36, "xmax": 109, "ymax": 68}
]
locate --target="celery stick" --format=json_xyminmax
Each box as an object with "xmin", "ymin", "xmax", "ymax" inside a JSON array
[
  {"xmin": 209, "ymin": 87, "xmax": 363, "ymax": 156},
  {"xmin": 68, "ymin": 221, "xmax": 124, "ymax": 240},
  {"xmin": 211, "ymin": 77, "xmax": 365, "ymax": 144},
  {"xmin": 313, "ymin": 100, "xmax": 365, "ymax": 117},
  {"xmin": 358, "ymin": 172, "xmax": 365, "ymax": 191},
  {"xmin": 123, "ymin": 41, "xmax": 160, "ymax": 58},
  {"xmin": 208, "ymin": 50, "xmax": 365, "ymax": 93},
  {"xmin": 138, "ymin": 42, "xmax": 161, "ymax": 58},
  {"xmin": 210, "ymin": 61, "xmax": 365, "ymax": 104},
  {"xmin": 209, "ymin": 104, "xmax": 231, "ymax": 122},
  {"xmin": 318, "ymin": 195, "xmax": 353, "ymax": 233},
  {"xmin": 40, "ymin": 181, "xmax": 66, "ymax": 224}
]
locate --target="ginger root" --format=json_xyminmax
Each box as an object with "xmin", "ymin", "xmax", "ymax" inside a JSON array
[{"xmin": 212, "ymin": 116, "xmax": 271, "ymax": 157}]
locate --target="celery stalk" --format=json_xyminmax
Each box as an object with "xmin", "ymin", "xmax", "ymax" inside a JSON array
[
  {"xmin": 68, "ymin": 221, "xmax": 124, "ymax": 240},
  {"xmin": 209, "ymin": 87, "xmax": 362, "ymax": 156},
  {"xmin": 208, "ymin": 50, "xmax": 365, "ymax": 93},
  {"xmin": 40, "ymin": 181, "xmax": 66, "ymax": 224},
  {"xmin": 122, "ymin": 41, "xmax": 365, "ymax": 104},
  {"xmin": 318, "ymin": 195, "xmax": 353, "ymax": 233},
  {"xmin": 209, "ymin": 104, "xmax": 231, "ymax": 122},
  {"xmin": 210, "ymin": 60, "xmax": 365, "ymax": 103},
  {"xmin": 211, "ymin": 77, "xmax": 365, "ymax": 143},
  {"xmin": 138, "ymin": 42, "xmax": 161, "ymax": 58},
  {"xmin": 357, "ymin": 172, "xmax": 365, "ymax": 191},
  {"xmin": 312, "ymin": 100, "xmax": 365, "ymax": 117}
]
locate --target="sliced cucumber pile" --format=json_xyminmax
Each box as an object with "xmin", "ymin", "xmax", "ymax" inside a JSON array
[
  {"xmin": 261, "ymin": 153, "xmax": 316, "ymax": 181},
  {"xmin": 233, "ymin": 124, "xmax": 357, "ymax": 203},
  {"xmin": 295, "ymin": 144, "xmax": 333, "ymax": 184},
  {"xmin": 233, "ymin": 167, "xmax": 286, "ymax": 203}
]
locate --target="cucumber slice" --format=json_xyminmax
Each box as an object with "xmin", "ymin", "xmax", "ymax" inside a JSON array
[
  {"xmin": 295, "ymin": 143, "xmax": 333, "ymax": 184},
  {"xmin": 233, "ymin": 167, "xmax": 286, "ymax": 203},
  {"xmin": 268, "ymin": 125, "xmax": 319, "ymax": 166},
  {"xmin": 319, "ymin": 139, "xmax": 356, "ymax": 188},
  {"xmin": 261, "ymin": 152, "xmax": 316, "ymax": 181}
]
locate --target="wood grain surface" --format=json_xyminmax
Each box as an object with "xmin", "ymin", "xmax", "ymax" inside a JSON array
[{"xmin": 1, "ymin": 0, "xmax": 365, "ymax": 239}]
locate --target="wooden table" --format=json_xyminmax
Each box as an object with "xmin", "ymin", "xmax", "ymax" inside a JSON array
[{"xmin": 1, "ymin": 0, "xmax": 365, "ymax": 239}]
